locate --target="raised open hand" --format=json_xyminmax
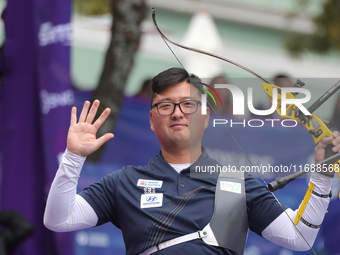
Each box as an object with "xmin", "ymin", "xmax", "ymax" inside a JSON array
[{"xmin": 67, "ymin": 100, "xmax": 114, "ymax": 157}]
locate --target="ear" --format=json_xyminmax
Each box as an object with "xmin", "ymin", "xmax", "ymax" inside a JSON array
[{"xmin": 149, "ymin": 110, "xmax": 155, "ymax": 132}]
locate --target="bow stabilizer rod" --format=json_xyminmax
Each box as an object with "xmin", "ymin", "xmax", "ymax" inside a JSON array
[
  {"xmin": 268, "ymin": 152, "xmax": 340, "ymax": 192},
  {"xmin": 308, "ymin": 80, "xmax": 340, "ymax": 114}
]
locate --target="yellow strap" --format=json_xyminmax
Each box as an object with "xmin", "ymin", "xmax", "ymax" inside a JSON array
[
  {"xmin": 338, "ymin": 173, "xmax": 340, "ymax": 198},
  {"xmin": 294, "ymin": 182, "xmax": 315, "ymax": 225}
]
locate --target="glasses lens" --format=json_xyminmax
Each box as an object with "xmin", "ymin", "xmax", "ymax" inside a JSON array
[
  {"xmin": 180, "ymin": 100, "xmax": 198, "ymax": 114},
  {"xmin": 157, "ymin": 102, "xmax": 174, "ymax": 115}
]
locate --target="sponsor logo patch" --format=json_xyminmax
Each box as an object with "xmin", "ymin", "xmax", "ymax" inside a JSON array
[
  {"xmin": 137, "ymin": 179, "xmax": 163, "ymax": 188},
  {"xmin": 140, "ymin": 193, "xmax": 163, "ymax": 208},
  {"xmin": 220, "ymin": 181, "xmax": 242, "ymax": 194}
]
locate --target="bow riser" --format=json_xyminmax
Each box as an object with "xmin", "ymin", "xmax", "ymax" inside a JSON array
[
  {"xmin": 263, "ymin": 83, "xmax": 334, "ymax": 144},
  {"xmin": 263, "ymin": 83, "xmax": 340, "ymax": 183}
]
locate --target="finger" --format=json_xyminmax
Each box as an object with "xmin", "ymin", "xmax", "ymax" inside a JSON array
[
  {"xmin": 333, "ymin": 132, "xmax": 340, "ymax": 145},
  {"xmin": 85, "ymin": 99, "xmax": 100, "ymax": 124},
  {"xmin": 317, "ymin": 135, "xmax": 333, "ymax": 149},
  {"xmin": 332, "ymin": 132, "xmax": 340, "ymax": 152},
  {"xmin": 70, "ymin": 106, "xmax": 77, "ymax": 126},
  {"xmin": 79, "ymin": 101, "xmax": 91, "ymax": 123},
  {"xmin": 92, "ymin": 108, "xmax": 111, "ymax": 130},
  {"xmin": 96, "ymin": 133, "xmax": 115, "ymax": 148}
]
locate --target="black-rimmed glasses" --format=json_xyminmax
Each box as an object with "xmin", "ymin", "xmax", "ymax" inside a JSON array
[{"xmin": 152, "ymin": 100, "xmax": 201, "ymax": 116}]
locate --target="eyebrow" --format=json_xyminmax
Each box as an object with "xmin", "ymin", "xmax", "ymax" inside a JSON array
[{"xmin": 157, "ymin": 96, "xmax": 193, "ymax": 102}]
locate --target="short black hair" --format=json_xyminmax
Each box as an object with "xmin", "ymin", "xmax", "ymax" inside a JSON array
[{"xmin": 150, "ymin": 67, "xmax": 203, "ymax": 106}]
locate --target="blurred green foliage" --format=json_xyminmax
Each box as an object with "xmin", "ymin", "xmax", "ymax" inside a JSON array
[
  {"xmin": 286, "ymin": 0, "xmax": 340, "ymax": 57},
  {"xmin": 73, "ymin": 0, "xmax": 111, "ymax": 15},
  {"xmin": 72, "ymin": 0, "xmax": 340, "ymax": 58}
]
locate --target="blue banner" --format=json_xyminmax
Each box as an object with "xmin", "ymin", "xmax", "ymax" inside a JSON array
[
  {"xmin": 0, "ymin": 0, "xmax": 73, "ymax": 254},
  {"xmin": 36, "ymin": 0, "xmax": 75, "ymax": 254}
]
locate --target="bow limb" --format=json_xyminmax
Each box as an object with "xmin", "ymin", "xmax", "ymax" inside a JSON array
[{"xmin": 151, "ymin": 7, "xmax": 271, "ymax": 84}]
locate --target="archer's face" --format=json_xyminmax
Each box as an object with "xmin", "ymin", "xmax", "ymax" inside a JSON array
[{"xmin": 149, "ymin": 81, "xmax": 210, "ymax": 150}]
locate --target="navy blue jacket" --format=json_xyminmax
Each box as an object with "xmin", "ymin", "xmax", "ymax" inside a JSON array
[{"xmin": 79, "ymin": 148, "xmax": 283, "ymax": 255}]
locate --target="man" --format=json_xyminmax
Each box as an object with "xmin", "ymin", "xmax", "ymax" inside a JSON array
[{"xmin": 44, "ymin": 67, "xmax": 338, "ymax": 255}]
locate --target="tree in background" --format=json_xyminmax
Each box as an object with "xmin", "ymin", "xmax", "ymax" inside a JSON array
[
  {"xmin": 286, "ymin": 0, "xmax": 340, "ymax": 57},
  {"xmin": 74, "ymin": 0, "xmax": 111, "ymax": 15},
  {"xmin": 74, "ymin": 0, "xmax": 146, "ymax": 161}
]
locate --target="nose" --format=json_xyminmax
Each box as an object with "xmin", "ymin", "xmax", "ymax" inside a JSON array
[{"xmin": 171, "ymin": 104, "xmax": 184, "ymax": 119}]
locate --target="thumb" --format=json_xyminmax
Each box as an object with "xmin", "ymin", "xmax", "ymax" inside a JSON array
[{"xmin": 96, "ymin": 133, "xmax": 114, "ymax": 148}]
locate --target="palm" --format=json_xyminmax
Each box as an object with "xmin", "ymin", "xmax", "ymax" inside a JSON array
[{"xmin": 67, "ymin": 100, "xmax": 114, "ymax": 157}]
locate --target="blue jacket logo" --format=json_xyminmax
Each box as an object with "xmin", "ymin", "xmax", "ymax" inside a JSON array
[{"xmin": 146, "ymin": 196, "xmax": 158, "ymax": 202}]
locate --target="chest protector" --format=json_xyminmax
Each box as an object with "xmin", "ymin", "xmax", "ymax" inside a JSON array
[
  {"xmin": 201, "ymin": 170, "xmax": 248, "ymax": 255},
  {"xmin": 139, "ymin": 170, "xmax": 248, "ymax": 255}
]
